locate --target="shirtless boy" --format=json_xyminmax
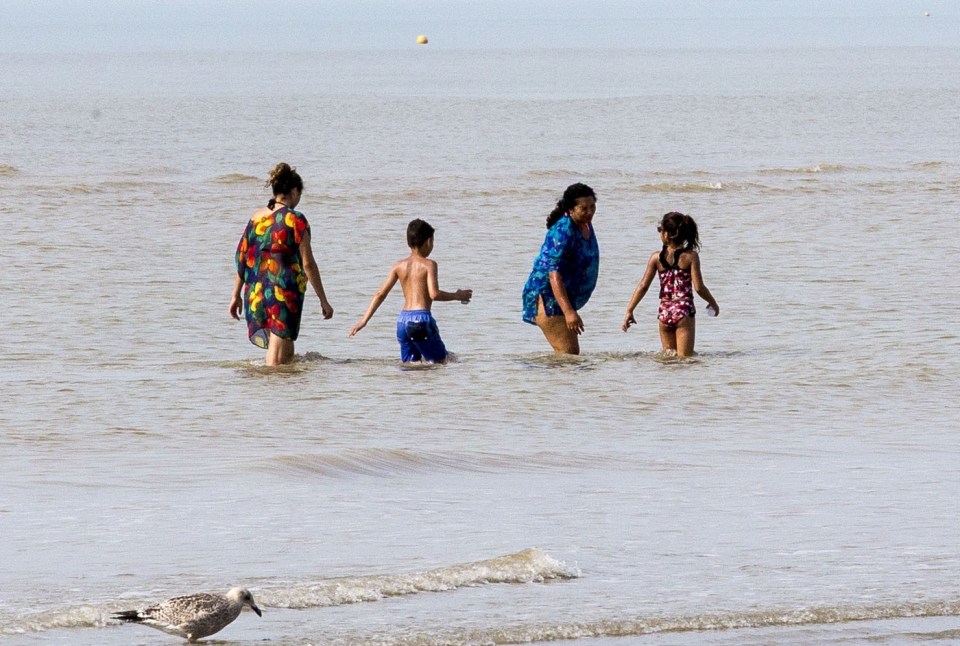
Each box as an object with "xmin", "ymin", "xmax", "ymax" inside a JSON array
[{"xmin": 349, "ymin": 219, "xmax": 472, "ymax": 363}]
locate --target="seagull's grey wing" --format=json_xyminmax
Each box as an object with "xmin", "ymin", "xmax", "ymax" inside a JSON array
[
  {"xmin": 148, "ymin": 594, "xmax": 228, "ymax": 630},
  {"xmin": 173, "ymin": 594, "xmax": 239, "ymax": 639},
  {"xmin": 116, "ymin": 592, "xmax": 243, "ymax": 641}
]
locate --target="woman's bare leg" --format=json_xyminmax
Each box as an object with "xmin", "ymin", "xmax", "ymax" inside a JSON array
[
  {"xmin": 266, "ymin": 333, "xmax": 295, "ymax": 366},
  {"xmin": 535, "ymin": 298, "xmax": 580, "ymax": 355}
]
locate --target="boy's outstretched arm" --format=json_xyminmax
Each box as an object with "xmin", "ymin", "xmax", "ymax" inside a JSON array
[
  {"xmin": 349, "ymin": 268, "xmax": 399, "ymax": 336},
  {"xmin": 427, "ymin": 261, "xmax": 472, "ymax": 303},
  {"xmin": 621, "ymin": 252, "xmax": 659, "ymax": 332},
  {"xmin": 689, "ymin": 252, "xmax": 719, "ymax": 316}
]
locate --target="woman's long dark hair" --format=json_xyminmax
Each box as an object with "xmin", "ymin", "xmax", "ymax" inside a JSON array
[{"xmin": 546, "ymin": 182, "xmax": 596, "ymax": 229}]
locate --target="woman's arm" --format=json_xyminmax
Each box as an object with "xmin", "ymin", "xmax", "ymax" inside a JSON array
[
  {"xmin": 538, "ymin": 218, "xmax": 583, "ymax": 332},
  {"xmin": 231, "ymin": 227, "xmax": 249, "ymax": 320},
  {"xmin": 300, "ymin": 231, "xmax": 334, "ymax": 319},
  {"xmin": 229, "ymin": 273, "xmax": 244, "ymax": 320},
  {"xmin": 549, "ymin": 270, "xmax": 583, "ymax": 333},
  {"xmin": 621, "ymin": 252, "xmax": 659, "ymax": 331}
]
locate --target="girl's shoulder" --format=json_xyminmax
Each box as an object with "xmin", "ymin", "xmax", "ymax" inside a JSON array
[
  {"xmin": 652, "ymin": 246, "xmax": 698, "ymax": 270},
  {"xmin": 678, "ymin": 247, "xmax": 699, "ymax": 268},
  {"xmin": 647, "ymin": 249, "xmax": 663, "ymax": 271}
]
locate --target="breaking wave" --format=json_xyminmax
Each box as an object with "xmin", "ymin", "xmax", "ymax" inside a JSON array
[
  {"xmin": 638, "ymin": 181, "xmax": 725, "ymax": 193},
  {"xmin": 309, "ymin": 599, "xmax": 960, "ymax": 645},
  {"xmin": 0, "ymin": 548, "xmax": 577, "ymax": 636},
  {"xmin": 213, "ymin": 172, "xmax": 261, "ymax": 185},
  {"xmin": 259, "ymin": 448, "xmax": 639, "ymax": 478}
]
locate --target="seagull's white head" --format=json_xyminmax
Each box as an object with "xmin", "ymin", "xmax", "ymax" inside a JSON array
[{"xmin": 227, "ymin": 587, "xmax": 262, "ymax": 617}]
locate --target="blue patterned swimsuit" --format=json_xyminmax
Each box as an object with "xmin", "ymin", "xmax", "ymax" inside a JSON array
[{"xmin": 522, "ymin": 215, "xmax": 600, "ymax": 323}]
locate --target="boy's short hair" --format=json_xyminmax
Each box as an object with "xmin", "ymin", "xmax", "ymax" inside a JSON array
[{"xmin": 407, "ymin": 218, "xmax": 435, "ymax": 249}]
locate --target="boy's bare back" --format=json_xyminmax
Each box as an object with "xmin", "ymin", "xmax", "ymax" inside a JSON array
[
  {"xmin": 394, "ymin": 254, "xmax": 438, "ymax": 311},
  {"xmin": 349, "ymin": 229, "xmax": 471, "ymax": 339}
]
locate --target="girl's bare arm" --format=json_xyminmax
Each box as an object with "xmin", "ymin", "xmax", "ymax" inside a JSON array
[
  {"xmin": 622, "ymin": 252, "xmax": 659, "ymax": 331},
  {"xmin": 689, "ymin": 252, "xmax": 719, "ymax": 315}
]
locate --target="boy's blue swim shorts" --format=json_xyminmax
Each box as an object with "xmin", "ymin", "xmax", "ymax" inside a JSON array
[{"xmin": 396, "ymin": 309, "xmax": 448, "ymax": 363}]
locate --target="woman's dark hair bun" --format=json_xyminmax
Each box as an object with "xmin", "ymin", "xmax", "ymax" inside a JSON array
[{"xmin": 266, "ymin": 162, "xmax": 303, "ymax": 198}]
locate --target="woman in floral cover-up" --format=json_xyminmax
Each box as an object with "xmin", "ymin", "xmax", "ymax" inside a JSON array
[{"xmin": 230, "ymin": 163, "xmax": 333, "ymax": 365}]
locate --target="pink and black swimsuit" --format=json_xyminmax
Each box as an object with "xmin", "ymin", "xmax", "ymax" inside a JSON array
[{"xmin": 657, "ymin": 246, "xmax": 696, "ymax": 328}]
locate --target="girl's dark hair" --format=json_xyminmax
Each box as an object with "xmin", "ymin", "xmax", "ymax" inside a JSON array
[
  {"xmin": 266, "ymin": 162, "xmax": 304, "ymax": 208},
  {"xmin": 546, "ymin": 182, "xmax": 596, "ymax": 229},
  {"xmin": 659, "ymin": 211, "xmax": 701, "ymax": 250}
]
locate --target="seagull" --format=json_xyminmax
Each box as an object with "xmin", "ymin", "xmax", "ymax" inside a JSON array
[{"xmin": 112, "ymin": 587, "xmax": 262, "ymax": 642}]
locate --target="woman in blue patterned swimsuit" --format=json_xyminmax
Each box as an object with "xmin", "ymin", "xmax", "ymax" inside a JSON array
[{"xmin": 522, "ymin": 183, "xmax": 599, "ymax": 354}]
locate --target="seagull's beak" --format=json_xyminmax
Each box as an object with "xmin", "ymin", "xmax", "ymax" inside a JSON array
[{"xmin": 251, "ymin": 604, "xmax": 262, "ymax": 617}]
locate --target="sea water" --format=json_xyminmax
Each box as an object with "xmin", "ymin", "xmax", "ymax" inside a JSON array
[{"xmin": 1, "ymin": 39, "xmax": 959, "ymax": 646}]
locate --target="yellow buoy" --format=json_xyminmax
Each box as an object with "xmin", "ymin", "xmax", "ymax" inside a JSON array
[{"xmin": 416, "ymin": 35, "xmax": 428, "ymax": 45}]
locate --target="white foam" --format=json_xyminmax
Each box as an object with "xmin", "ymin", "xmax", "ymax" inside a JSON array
[{"xmin": 261, "ymin": 548, "xmax": 579, "ymax": 609}]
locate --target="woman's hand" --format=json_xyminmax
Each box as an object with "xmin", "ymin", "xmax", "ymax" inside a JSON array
[
  {"xmin": 229, "ymin": 295, "xmax": 242, "ymax": 320},
  {"xmin": 565, "ymin": 310, "xmax": 584, "ymax": 334},
  {"xmin": 320, "ymin": 299, "xmax": 334, "ymax": 320},
  {"xmin": 621, "ymin": 311, "xmax": 636, "ymax": 332}
]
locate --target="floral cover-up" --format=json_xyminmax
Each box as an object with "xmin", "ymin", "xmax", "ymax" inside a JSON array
[{"xmin": 235, "ymin": 207, "xmax": 310, "ymax": 348}]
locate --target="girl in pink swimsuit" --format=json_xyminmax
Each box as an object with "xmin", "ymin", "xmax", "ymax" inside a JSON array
[{"xmin": 621, "ymin": 212, "xmax": 720, "ymax": 357}]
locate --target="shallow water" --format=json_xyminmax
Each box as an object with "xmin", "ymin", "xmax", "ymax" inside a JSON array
[{"xmin": 1, "ymin": 44, "xmax": 959, "ymax": 644}]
